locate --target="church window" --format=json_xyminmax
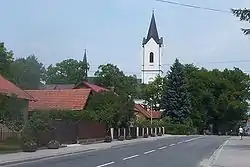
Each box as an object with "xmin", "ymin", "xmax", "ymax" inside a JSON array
[{"xmin": 149, "ymin": 52, "xmax": 154, "ymax": 63}]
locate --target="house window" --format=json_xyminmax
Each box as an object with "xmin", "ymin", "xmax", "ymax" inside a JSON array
[{"xmin": 149, "ymin": 52, "xmax": 154, "ymax": 63}]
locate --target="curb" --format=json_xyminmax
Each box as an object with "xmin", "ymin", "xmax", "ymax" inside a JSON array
[
  {"xmin": 0, "ymin": 149, "xmax": 96, "ymax": 166},
  {"xmin": 199, "ymin": 137, "xmax": 230, "ymax": 167}
]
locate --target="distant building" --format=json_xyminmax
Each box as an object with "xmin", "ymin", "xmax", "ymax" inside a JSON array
[{"xmin": 141, "ymin": 11, "xmax": 163, "ymax": 84}]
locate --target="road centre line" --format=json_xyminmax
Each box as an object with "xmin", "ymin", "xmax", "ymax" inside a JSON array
[
  {"xmin": 122, "ymin": 154, "xmax": 140, "ymax": 160},
  {"xmin": 169, "ymin": 144, "xmax": 175, "ymax": 146},
  {"xmin": 144, "ymin": 149, "xmax": 156, "ymax": 154},
  {"xmin": 96, "ymin": 161, "xmax": 115, "ymax": 167},
  {"xmin": 158, "ymin": 146, "xmax": 167, "ymax": 150}
]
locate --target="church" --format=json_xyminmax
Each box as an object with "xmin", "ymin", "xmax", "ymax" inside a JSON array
[{"xmin": 141, "ymin": 11, "xmax": 164, "ymax": 84}]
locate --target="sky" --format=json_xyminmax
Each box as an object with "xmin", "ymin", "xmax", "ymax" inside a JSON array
[{"xmin": 1, "ymin": 0, "xmax": 250, "ymax": 77}]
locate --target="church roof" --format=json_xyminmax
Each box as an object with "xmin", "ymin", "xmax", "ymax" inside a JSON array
[{"xmin": 142, "ymin": 12, "xmax": 163, "ymax": 46}]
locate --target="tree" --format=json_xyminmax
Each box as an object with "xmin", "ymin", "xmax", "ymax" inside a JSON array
[
  {"xmin": 183, "ymin": 64, "xmax": 210, "ymax": 132},
  {"xmin": 0, "ymin": 94, "xmax": 26, "ymax": 131},
  {"xmin": 161, "ymin": 59, "xmax": 192, "ymax": 123},
  {"xmin": 43, "ymin": 59, "xmax": 89, "ymax": 84},
  {"xmin": 86, "ymin": 92, "xmax": 134, "ymax": 129},
  {"xmin": 94, "ymin": 64, "xmax": 140, "ymax": 98},
  {"xmin": 0, "ymin": 42, "xmax": 14, "ymax": 80},
  {"xmin": 11, "ymin": 55, "xmax": 45, "ymax": 89},
  {"xmin": 232, "ymin": 8, "xmax": 250, "ymax": 35},
  {"xmin": 141, "ymin": 75, "xmax": 164, "ymax": 110}
]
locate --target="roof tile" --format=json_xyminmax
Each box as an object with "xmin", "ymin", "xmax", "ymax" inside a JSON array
[
  {"xmin": 25, "ymin": 89, "xmax": 91, "ymax": 111},
  {"xmin": 0, "ymin": 74, "xmax": 34, "ymax": 100},
  {"xmin": 134, "ymin": 104, "xmax": 161, "ymax": 119}
]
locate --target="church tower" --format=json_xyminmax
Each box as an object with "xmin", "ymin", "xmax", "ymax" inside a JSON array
[{"xmin": 141, "ymin": 11, "xmax": 163, "ymax": 84}]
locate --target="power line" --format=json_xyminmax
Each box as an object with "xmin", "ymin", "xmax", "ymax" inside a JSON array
[
  {"xmin": 156, "ymin": 0, "xmax": 231, "ymax": 13},
  {"xmin": 162, "ymin": 60, "xmax": 250, "ymax": 66}
]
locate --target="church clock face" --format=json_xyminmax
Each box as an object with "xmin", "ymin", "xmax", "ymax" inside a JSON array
[{"xmin": 141, "ymin": 11, "xmax": 163, "ymax": 84}]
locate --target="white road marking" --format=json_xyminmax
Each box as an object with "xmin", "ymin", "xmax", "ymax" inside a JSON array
[
  {"xmin": 122, "ymin": 154, "xmax": 139, "ymax": 160},
  {"xmin": 169, "ymin": 144, "xmax": 175, "ymax": 146},
  {"xmin": 177, "ymin": 141, "xmax": 182, "ymax": 144},
  {"xmin": 144, "ymin": 149, "xmax": 156, "ymax": 154},
  {"xmin": 185, "ymin": 139, "xmax": 192, "ymax": 142},
  {"xmin": 185, "ymin": 137, "xmax": 202, "ymax": 143},
  {"xmin": 158, "ymin": 146, "xmax": 167, "ymax": 150},
  {"xmin": 96, "ymin": 161, "xmax": 115, "ymax": 167}
]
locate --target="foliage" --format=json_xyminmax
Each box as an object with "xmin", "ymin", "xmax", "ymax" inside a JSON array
[
  {"xmin": 141, "ymin": 75, "xmax": 164, "ymax": 110},
  {"xmin": 161, "ymin": 59, "xmax": 192, "ymax": 123},
  {"xmin": 0, "ymin": 94, "xmax": 26, "ymax": 131},
  {"xmin": 47, "ymin": 140, "xmax": 60, "ymax": 149},
  {"xmin": 43, "ymin": 58, "xmax": 89, "ymax": 84},
  {"xmin": 134, "ymin": 118, "xmax": 165, "ymax": 128},
  {"xmin": 11, "ymin": 55, "xmax": 46, "ymax": 89},
  {"xmin": 232, "ymin": 8, "xmax": 250, "ymax": 35},
  {"xmin": 22, "ymin": 112, "xmax": 52, "ymax": 143},
  {"xmin": 94, "ymin": 63, "xmax": 141, "ymax": 98},
  {"xmin": 184, "ymin": 65, "xmax": 250, "ymax": 134},
  {"xmin": 0, "ymin": 42, "xmax": 14, "ymax": 80},
  {"xmin": 86, "ymin": 91, "xmax": 134, "ymax": 128}
]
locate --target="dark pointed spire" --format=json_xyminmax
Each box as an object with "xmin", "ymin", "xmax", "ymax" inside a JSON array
[
  {"xmin": 143, "ymin": 11, "xmax": 163, "ymax": 46},
  {"xmin": 83, "ymin": 49, "xmax": 88, "ymax": 80},
  {"xmin": 83, "ymin": 49, "xmax": 87, "ymax": 63}
]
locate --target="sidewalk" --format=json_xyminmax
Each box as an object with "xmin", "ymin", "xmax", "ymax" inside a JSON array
[
  {"xmin": 212, "ymin": 136, "xmax": 250, "ymax": 167},
  {"xmin": 0, "ymin": 135, "xmax": 175, "ymax": 166}
]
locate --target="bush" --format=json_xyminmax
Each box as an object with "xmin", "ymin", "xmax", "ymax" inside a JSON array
[
  {"xmin": 125, "ymin": 135, "xmax": 132, "ymax": 140},
  {"xmin": 157, "ymin": 132, "xmax": 163, "ymax": 136},
  {"xmin": 118, "ymin": 136, "xmax": 124, "ymax": 141},
  {"xmin": 47, "ymin": 140, "xmax": 60, "ymax": 149},
  {"xmin": 22, "ymin": 141, "xmax": 37, "ymax": 152},
  {"xmin": 104, "ymin": 136, "xmax": 112, "ymax": 143},
  {"xmin": 143, "ymin": 133, "xmax": 148, "ymax": 138},
  {"xmin": 150, "ymin": 133, "xmax": 156, "ymax": 137}
]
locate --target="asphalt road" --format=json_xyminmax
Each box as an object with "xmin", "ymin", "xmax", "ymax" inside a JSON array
[{"xmin": 12, "ymin": 136, "xmax": 228, "ymax": 167}]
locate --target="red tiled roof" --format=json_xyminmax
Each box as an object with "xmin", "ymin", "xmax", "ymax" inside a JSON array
[
  {"xmin": 0, "ymin": 74, "xmax": 34, "ymax": 100},
  {"xmin": 134, "ymin": 104, "xmax": 161, "ymax": 119},
  {"xmin": 39, "ymin": 84, "xmax": 75, "ymax": 90},
  {"xmin": 25, "ymin": 89, "xmax": 91, "ymax": 111},
  {"xmin": 75, "ymin": 81, "xmax": 109, "ymax": 93}
]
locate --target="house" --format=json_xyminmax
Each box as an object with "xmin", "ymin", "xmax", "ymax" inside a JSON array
[
  {"xmin": 37, "ymin": 82, "xmax": 161, "ymax": 119},
  {"xmin": 0, "ymin": 74, "xmax": 35, "ymax": 121},
  {"xmin": 25, "ymin": 89, "xmax": 91, "ymax": 112},
  {"xmin": 134, "ymin": 104, "xmax": 161, "ymax": 120},
  {"xmin": 39, "ymin": 81, "xmax": 108, "ymax": 94}
]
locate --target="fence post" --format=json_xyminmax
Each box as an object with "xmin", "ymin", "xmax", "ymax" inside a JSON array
[
  {"xmin": 110, "ymin": 128, "xmax": 114, "ymax": 140},
  {"xmin": 159, "ymin": 127, "xmax": 161, "ymax": 133},
  {"xmin": 155, "ymin": 127, "xmax": 157, "ymax": 134},
  {"xmin": 123, "ymin": 128, "xmax": 126, "ymax": 137},
  {"xmin": 142, "ymin": 128, "xmax": 144, "ymax": 136},
  {"xmin": 136, "ymin": 127, "xmax": 139, "ymax": 137},
  {"xmin": 118, "ymin": 128, "xmax": 120, "ymax": 137},
  {"xmin": 163, "ymin": 127, "xmax": 165, "ymax": 134},
  {"xmin": 147, "ymin": 128, "xmax": 149, "ymax": 135}
]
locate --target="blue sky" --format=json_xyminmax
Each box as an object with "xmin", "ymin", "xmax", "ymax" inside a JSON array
[{"xmin": 1, "ymin": 0, "xmax": 250, "ymax": 77}]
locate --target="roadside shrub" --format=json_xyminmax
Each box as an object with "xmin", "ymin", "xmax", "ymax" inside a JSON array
[
  {"xmin": 47, "ymin": 140, "xmax": 60, "ymax": 149},
  {"xmin": 22, "ymin": 141, "xmax": 37, "ymax": 152},
  {"xmin": 157, "ymin": 132, "xmax": 163, "ymax": 136},
  {"xmin": 118, "ymin": 136, "xmax": 124, "ymax": 141},
  {"xmin": 125, "ymin": 135, "xmax": 132, "ymax": 140},
  {"xmin": 150, "ymin": 133, "xmax": 156, "ymax": 137},
  {"xmin": 104, "ymin": 136, "xmax": 112, "ymax": 143}
]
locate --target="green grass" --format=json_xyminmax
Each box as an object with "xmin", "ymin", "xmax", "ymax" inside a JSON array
[{"xmin": 0, "ymin": 137, "xmax": 22, "ymax": 154}]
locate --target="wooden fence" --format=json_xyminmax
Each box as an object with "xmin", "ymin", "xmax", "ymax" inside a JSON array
[{"xmin": 0, "ymin": 127, "xmax": 20, "ymax": 141}]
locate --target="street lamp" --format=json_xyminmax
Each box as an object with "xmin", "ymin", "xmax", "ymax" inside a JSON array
[{"xmin": 149, "ymin": 98, "xmax": 153, "ymax": 125}]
